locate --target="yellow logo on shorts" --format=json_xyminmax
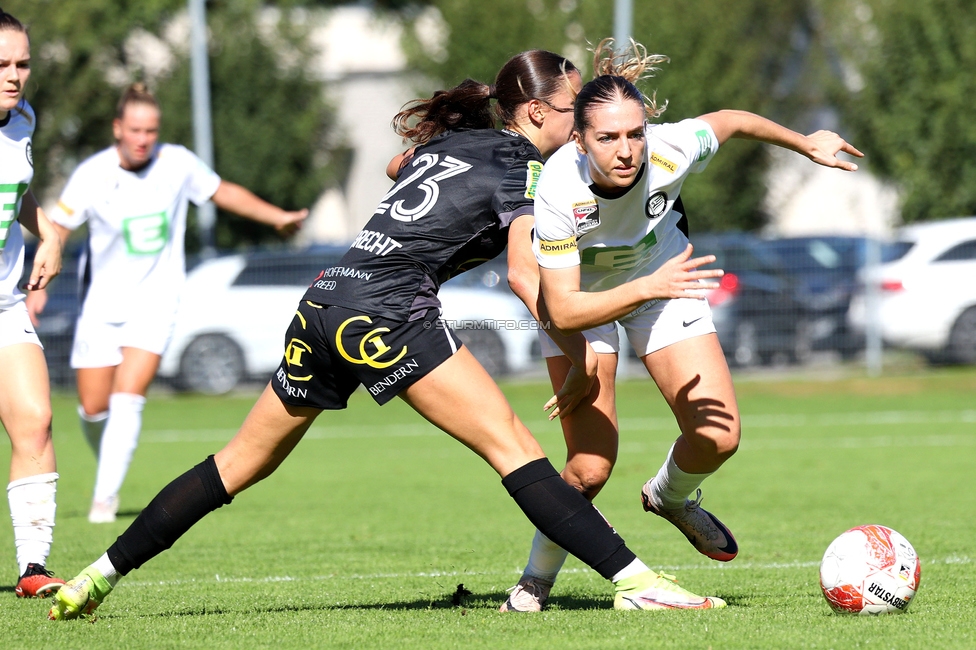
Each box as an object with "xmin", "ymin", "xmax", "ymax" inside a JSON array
[
  {"xmin": 284, "ymin": 338, "xmax": 313, "ymax": 381},
  {"xmin": 335, "ymin": 315, "xmax": 408, "ymax": 369}
]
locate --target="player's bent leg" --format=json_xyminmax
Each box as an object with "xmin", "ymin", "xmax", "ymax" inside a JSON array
[
  {"xmin": 502, "ymin": 353, "xmax": 621, "ymax": 611},
  {"xmin": 400, "ymin": 346, "xmax": 545, "ymax": 476},
  {"xmin": 643, "ymin": 333, "xmax": 740, "ymax": 472},
  {"xmin": 549, "ymin": 352, "xmax": 620, "ymax": 500},
  {"xmin": 641, "ymin": 333, "xmax": 740, "ymax": 561},
  {"xmin": 403, "ymin": 349, "xmax": 649, "ymax": 596}
]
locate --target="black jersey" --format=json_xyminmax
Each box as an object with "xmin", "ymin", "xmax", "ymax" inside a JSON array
[{"xmin": 305, "ymin": 129, "xmax": 543, "ymax": 320}]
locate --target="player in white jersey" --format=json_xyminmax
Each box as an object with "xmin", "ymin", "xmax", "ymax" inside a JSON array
[
  {"xmin": 501, "ymin": 40, "xmax": 863, "ymax": 611},
  {"xmin": 33, "ymin": 82, "xmax": 308, "ymax": 524},
  {"xmin": 0, "ymin": 8, "xmax": 66, "ymax": 598}
]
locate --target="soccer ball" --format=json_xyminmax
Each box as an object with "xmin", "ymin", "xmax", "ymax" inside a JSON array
[{"xmin": 819, "ymin": 524, "xmax": 921, "ymax": 615}]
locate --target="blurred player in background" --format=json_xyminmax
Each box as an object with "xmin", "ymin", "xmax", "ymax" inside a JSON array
[
  {"xmin": 0, "ymin": 7, "xmax": 65, "ymax": 598},
  {"xmin": 50, "ymin": 49, "xmax": 730, "ymax": 621},
  {"xmin": 29, "ymin": 83, "xmax": 308, "ymax": 524},
  {"xmin": 501, "ymin": 38, "xmax": 863, "ymax": 611}
]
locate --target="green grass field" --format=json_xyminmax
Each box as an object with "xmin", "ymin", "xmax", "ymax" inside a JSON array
[{"xmin": 3, "ymin": 369, "xmax": 975, "ymax": 648}]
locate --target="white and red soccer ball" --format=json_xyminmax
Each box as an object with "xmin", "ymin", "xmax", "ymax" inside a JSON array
[{"xmin": 819, "ymin": 524, "xmax": 921, "ymax": 615}]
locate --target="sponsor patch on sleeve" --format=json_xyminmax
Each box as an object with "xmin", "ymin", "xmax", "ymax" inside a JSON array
[
  {"xmin": 651, "ymin": 151, "xmax": 677, "ymax": 174},
  {"xmin": 694, "ymin": 129, "xmax": 713, "ymax": 162},
  {"xmin": 538, "ymin": 236, "xmax": 578, "ymax": 256},
  {"xmin": 524, "ymin": 160, "xmax": 544, "ymax": 199}
]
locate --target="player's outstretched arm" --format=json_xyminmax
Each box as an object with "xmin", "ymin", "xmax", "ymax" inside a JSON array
[
  {"xmin": 698, "ymin": 109, "xmax": 864, "ymax": 171},
  {"xmin": 210, "ymin": 180, "xmax": 308, "ymax": 236}
]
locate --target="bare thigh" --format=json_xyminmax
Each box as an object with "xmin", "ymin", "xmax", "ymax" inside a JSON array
[
  {"xmin": 400, "ymin": 346, "xmax": 544, "ymax": 478},
  {"xmin": 214, "ymin": 383, "xmax": 321, "ymax": 496},
  {"xmin": 546, "ymin": 352, "xmax": 619, "ymax": 499},
  {"xmin": 641, "ymin": 333, "xmax": 740, "ymax": 474},
  {"xmin": 76, "ymin": 347, "xmax": 161, "ymax": 414},
  {"xmin": 0, "ymin": 342, "xmax": 55, "ymax": 480}
]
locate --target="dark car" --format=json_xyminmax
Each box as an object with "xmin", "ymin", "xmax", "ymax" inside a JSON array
[
  {"xmin": 690, "ymin": 233, "xmax": 809, "ymax": 367},
  {"xmin": 758, "ymin": 236, "xmax": 875, "ymax": 359}
]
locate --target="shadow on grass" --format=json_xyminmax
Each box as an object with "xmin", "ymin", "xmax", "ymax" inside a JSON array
[
  {"xmin": 128, "ymin": 589, "xmax": 742, "ymax": 619},
  {"xmin": 128, "ymin": 589, "xmax": 615, "ymax": 619}
]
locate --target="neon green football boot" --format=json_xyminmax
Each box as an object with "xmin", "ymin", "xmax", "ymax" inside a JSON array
[
  {"xmin": 48, "ymin": 567, "xmax": 113, "ymax": 620},
  {"xmin": 614, "ymin": 570, "xmax": 726, "ymax": 610}
]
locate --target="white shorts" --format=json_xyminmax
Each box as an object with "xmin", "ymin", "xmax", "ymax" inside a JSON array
[
  {"xmin": 0, "ymin": 302, "xmax": 43, "ymax": 351},
  {"xmin": 71, "ymin": 309, "xmax": 177, "ymax": 368},
  {"xmin": 539, "ymin": 297, "xmax": 716, "ymax": 358}
]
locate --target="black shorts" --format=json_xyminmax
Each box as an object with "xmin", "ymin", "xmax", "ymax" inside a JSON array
[{"xmin": 271, "ymin": 301, "xmax": 463, "ymax": 409}]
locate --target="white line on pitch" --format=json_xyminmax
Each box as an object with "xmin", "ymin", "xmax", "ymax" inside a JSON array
[
  {"xmin": 121, "ymin": 555, "xmax": 970, "ymax": 590},
  {"xmin": 141, "ymin": 409, "xmax": 976, "ymax": 444}
]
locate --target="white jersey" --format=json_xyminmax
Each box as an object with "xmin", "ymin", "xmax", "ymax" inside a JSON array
[
  {"xmin": 50, "ymin": 143, "xmax": 221, "ymax": 323},
  {"xmin": 534, "ymin": 118, "xmax": 720, "ymax": 292},
  {"xmin": 0, "ymin": 100, "xmax": 35, "ymax": 309}
]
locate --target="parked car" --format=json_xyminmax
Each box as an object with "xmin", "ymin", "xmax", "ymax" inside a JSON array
[
  {"xmin": 847, "ymin": 217, "xmax": 976, "ymax": 364},
  {"xmin": 158, "ymin": 248, "xmax": 346, "ymax": 393},
  {"xmin": 690, "ymin": 233, "xmax": 809, "ymax": 367},
  {"xmin": 159, "ymin": 250, "xmax": 541, "ymax": 394},
  {"xmin": 758, "ymin": 236, "xmax": 875, "ymax": 359}
]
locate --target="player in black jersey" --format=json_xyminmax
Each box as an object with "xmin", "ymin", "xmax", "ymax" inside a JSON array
[{"xmin": 51, "ymin": 48, "xmax": 727, "ymax": 621}]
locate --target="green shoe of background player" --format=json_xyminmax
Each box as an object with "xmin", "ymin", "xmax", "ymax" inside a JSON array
[
  {"xmin": 614, "ymin": 570, "xmax": 726, "ymax": 610},
  {"xmin": 48, "ymin": 567, "xmax": 113, "ymax": 620}
]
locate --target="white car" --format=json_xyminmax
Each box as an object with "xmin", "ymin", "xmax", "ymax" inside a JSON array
[
  {"xmin": 848, "ymin": 217, "xmax": 976, "ymax": 363},
  {"xmin": 159, "ymin": 251, "xmax": 541, "ymax": 393}
]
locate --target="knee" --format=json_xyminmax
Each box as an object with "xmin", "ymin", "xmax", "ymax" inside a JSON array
[
  {"xmin": 712, "ymin": 421, "xmax": 740, "ymax": 461},
  {"xmin": 563, "ymin": 459, "xmax": 613, "ymax": 501},
  {"xmin": 80, "ymin": 397, "xmax": 110, "ymax": 416},
  {"xmin": 7, "ymin": 403, "xmax": 53, "ymax": 452}
]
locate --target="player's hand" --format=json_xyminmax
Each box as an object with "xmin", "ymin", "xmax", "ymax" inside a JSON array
[
  {"xmin": 544, "ymin": 346, "xmax": 598, "ymax": 420},
  {"xmin": 803, "ymin": 130, "xmax": 864, "ymax": 171},
  {"xmin": 275, "ymin": 209, "xmax": 309, "ymax": 237},
  {"xmin": 639, "ymin": 244, "xmax": 723, "ymax": 300},
  {"xmin": 25, "ymin": 288, "xmax": 48, "ymax": 327},
  {"xmin": 544, "ymin": 363, "xmax": 596, "ymax": 420},
  {"xmin": 25, "ymin": 234, "xmax": 62, "ymax": 292}
]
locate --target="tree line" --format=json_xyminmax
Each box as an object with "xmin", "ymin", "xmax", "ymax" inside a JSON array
[{"xmin": 8, "ymin": 0, "xmax": 973, "ymax": 248}]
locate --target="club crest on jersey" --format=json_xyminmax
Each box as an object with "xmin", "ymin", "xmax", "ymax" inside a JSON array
[
  {"xmin": 524, "ymin": 161, "xmax": 543, "ymax": 199},
  {"xmin": 573, "ymin": 200, "xmax": 601, "ymax": 237},
  {"xmin": 645, "ymin": 191, "xmax": 669, "ymax": 219},
  {"xmin": 25, "ymin": 142, "xmax": 32, "ymax": 167}
]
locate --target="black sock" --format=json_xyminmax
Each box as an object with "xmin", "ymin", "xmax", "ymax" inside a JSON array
[
  {"xmin": 502, "ymin": 458, "xmax": 637, "ymax": 581},
  {"xmin": 107, "ymin": 455, "xmax": 233, "ymax": 575}
]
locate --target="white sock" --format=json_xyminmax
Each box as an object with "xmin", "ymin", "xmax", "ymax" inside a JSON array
[
  {"xmin": 650, "ymin": 443, "xmax": 714, "ymax": 509},
  {"xmin": 92, "ymin": 552, "xmax": 121, "ymax": 587},
  {"xmin": 93, "ymin": 393, "xmax": 147, "ymax": 503},
  {"xmin": 7, "ymin": 472, "xmax": 59, "ymax": 575},
  {"xmin": 523, "ymin": 529, "xmax": 569, "ymax": 583},
  {"xmin": 78, "ymin": 405, "xmax": 109, "ymax": 455},
  {"xmin": 612, "ymin": 558, "xmax": 651, "ymax": 583}
]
